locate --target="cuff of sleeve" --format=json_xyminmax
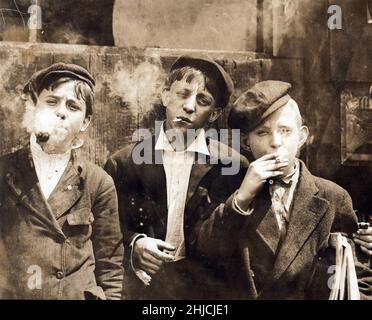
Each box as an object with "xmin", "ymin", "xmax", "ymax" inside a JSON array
[
  {"xmin": 232, "ymin": 190, "xmax": 254, "ymax": 216},
  {"xmin": 129, "ymin": 234, "xmax": 152, "ymax": 285}
]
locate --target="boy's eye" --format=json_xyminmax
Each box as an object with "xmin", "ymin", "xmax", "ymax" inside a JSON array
[
  {"xmin": 46, "ymin": 99, "xmax": 57, "ymax": 105},
  {"xmin": 256, "ymin": 130, "xmax": 268, "ymax": 136},
  {"xmin": 279, "ymin": 128, "xmax": 292, "ymax": 135},
  {"xmin": 197, "ymin": 95, "xmax": 212, "ymax": 106},
  {"xmin": 68, "ymin": 103, "xmax": 81, "ymax": 111},
  {"xmin": 176, "ymin": 91, "xmax": 189, "ymax": 98}
]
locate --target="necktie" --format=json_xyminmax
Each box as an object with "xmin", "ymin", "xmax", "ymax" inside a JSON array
[{"xmin": 269, "ymin": 180, "xmax": 292, "ymax": 240}]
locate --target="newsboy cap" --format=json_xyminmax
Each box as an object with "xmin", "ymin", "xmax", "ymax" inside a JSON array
[
  {"xmin": 170, "ymin": 54, "xmax": 234, "ymax": 108},
  {"xmin": 23, "ymin": 62, "xmax": 95, "ymax": 95},
  {"xmin": 228, "ymin": 80, "xmax": 292, "ymax": 132}
]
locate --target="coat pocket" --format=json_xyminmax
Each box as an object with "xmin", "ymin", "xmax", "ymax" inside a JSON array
[
  {"xmin": 66, "ymin": 208, "xmax": 95, "ymax": 225},
  {"xmin": 84, "ymin": 285, "xmax": 107, "ymax": 300},
  {"xmin": 64, "ymin": 208, "xmax": 94, "ymax": 248}
]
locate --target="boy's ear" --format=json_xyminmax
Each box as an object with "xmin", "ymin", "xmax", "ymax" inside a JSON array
[
  {"xmin": 298, "ymin": 125, "xmax": 309, "ymax": 148},
  {"xmin": 80, "ymin": 115, "xmax": 92, "ymax": 132},
  {"xmin": 240, "ymin": 134, "xmax": 251, "ymax": 152},
  {"xmin": 161, "ymin": 89, "xmax": 170, "ymax": 107},
  {"xmin": 208, "ymin": 108, "xmax": 222, "ymax": 123}
]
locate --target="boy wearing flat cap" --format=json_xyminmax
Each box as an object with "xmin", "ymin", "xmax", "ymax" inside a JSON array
[
  {"xmin": 105, "ymin": 55, "xmax": 248, "ymax": 299},
  {"xmin": 192, "ymin": 80, "xmax": 372, "ymax": 299},
  {"xmin": 0, "ymin": 63, "xmax": 124, "ymax": 299}
]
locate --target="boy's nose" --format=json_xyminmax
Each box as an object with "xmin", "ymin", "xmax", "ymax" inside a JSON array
[
  {"xmin": 270, "ymin": 131, "xmax": 283, "ymax": 148},
  {"xmin": 183, "ymin": 97, "xmax": 196, "ymax": 113},
  {"xmin": 55, "ymin": 102, "xmax": 67, "ymax": 120}
]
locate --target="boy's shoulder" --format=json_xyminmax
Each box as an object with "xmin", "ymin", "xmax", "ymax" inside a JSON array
[
  {"xmin": 299, "ymin": 161, "xmax": 351, "ymax": 202},
  {"xmin": 208, "ymin": 138, "xmax": 249, "ymax": 169}
]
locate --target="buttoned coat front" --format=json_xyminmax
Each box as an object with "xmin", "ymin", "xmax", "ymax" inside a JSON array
[{"xmin": 0, "ymin": 146, "xmax": 124, "ymax": 300}]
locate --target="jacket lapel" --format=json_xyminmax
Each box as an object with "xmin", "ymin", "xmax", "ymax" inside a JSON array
[
  {"xmin": 243, "ymin": 185, "xmax": 281, "ymax": 256},
  {"xmin": 256, "ymin": 205, "xmax": 282, "ymax": 255},
  {"xmin": 185, "ymin": 138, "xmax": 246, "ymax": 204},
  {"xmin": 142, "ymin": 143, "xmax": 168, "ymax": 228},
  {"xmin": 271, "ymin": 161, "xmax": 330, "ymax": 282},
  {"xmin": 47, "ymin": 151, "xmax": 84, "ymax": 219},
  {"xmin": 4, "ymin": 147, "xmax": 65, "ymax": 236},
  {"xmin": 186, "ymin": 160, "xmax": 213, "ymax": 205}
]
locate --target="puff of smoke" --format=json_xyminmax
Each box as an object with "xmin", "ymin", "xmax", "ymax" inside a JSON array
[{"xmin": 109, "ymin": 56, "xmax": 166, "ymax": 117}]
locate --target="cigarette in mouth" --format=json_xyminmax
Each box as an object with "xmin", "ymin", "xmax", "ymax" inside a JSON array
[
  {"xmin": 36, "ymin": 132, "xmax": 50, "ymax": 143},
  {"xmin": 173, "ymin": 118, "xmax": 182, "ymax": 122}
]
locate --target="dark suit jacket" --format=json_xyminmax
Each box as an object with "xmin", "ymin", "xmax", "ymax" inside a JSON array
[
  {"xmin": 193, "ymin": 160, "xmax": 372, "ymax": 300},
  {"xmin": 0, "ymin": 146, "xmax": 124, "ymax": 300},
  {"xmin": 104, "ymin": 135, "xmax": 249, "ymax": 299}
]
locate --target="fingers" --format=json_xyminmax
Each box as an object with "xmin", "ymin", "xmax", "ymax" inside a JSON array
[
  {"xmin": 140, "ymin": 259, "xmax": 162, "ymax": 275},
  {"xmin": 353, "ymin": 238, "xmax": 372, "ymax": 256},
  {"xmin": 142, "ymin": 250, "xmax": 164, "ymax": 267},
  {"xmin": 268, "ymin": 171, "xmax": 286, "ymax": 178},
  {"xmin": 353, "ymin": 233, "xmax": 372, "ymax": 243},
  {"xmin": 261, "ymin": 161, "xmax": 289, "ymax": 171},
  {"xmin": 256, "ymin": 153, "xmax": 279, "ymax": 161},
  {"xmin": 156, "ymin": 239, "xmax": 176, "ymax": 252},
  {"xmin": 151, "ymin": 248, "xmax": 175, "ymax": 262},
  {"xmin": 355, "ymin": 227, "xmax": 372, "ymax": 236}
]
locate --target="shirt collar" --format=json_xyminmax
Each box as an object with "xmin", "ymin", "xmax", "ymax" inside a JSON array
[
  {"xmin": 275, "ymin": 159, "xmax": 300, "ymax": 187},
  {"xmin": 282, "ymin": 159, "xmax": 300, "ymax": 185},
  {"xmin": 155, "ymin": 123, "xmax": 210, "ymax": 156}
]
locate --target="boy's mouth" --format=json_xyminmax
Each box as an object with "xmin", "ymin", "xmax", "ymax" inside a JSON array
[
  {"xmin": 36, "ymin": 132, "xmax": 50, "ymax": 143},
  {"xmin": 174, "ymin": 116, "xmax": 192, "ymax": 124}
]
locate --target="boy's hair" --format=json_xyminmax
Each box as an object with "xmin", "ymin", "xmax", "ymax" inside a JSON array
[
  {"xmin": 286, "ymin": 98, "xmax": 304, "ymax": 128},
  {"xmin": 164, "ymin": 66, "xmax": 224, "ymax": 108},
  {"xmin": 30, "ymin": 74, "xmax": 94, "ymax": 118},
  {"xmin": 23, "ymin": 63, "xmax": 95, "ymax": 118}
]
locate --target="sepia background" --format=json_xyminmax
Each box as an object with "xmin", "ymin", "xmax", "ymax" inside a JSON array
[{"xmin": 0, "ymin": 0, "xmax": 371, "ymax": 220}]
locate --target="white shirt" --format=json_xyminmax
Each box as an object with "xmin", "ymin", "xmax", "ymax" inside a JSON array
[
  {"xmin": 30, "ymin": 134, "xmax": 71, "ymax": 200},
  {"xmin": 155, "ymin": 124, "xmax": 210, "ymax": 260}
]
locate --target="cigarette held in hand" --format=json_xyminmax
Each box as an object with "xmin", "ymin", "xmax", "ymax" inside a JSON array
[{"xmin": 275, "ymin": 147, "xmax": 289, "ymax": 163}]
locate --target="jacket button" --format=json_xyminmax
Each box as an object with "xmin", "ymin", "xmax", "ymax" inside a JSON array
[{"xmin": 56, "ymin": 271, "xmax": 64, "ymax": 279}]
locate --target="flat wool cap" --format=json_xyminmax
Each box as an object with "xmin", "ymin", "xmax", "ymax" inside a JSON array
[
  {"xmin": 23, "ymin": 62, "xmax": 95, "ymax": 95},
  {"xmin": 170, "ymin": 54, "xmax": 234, "ymax": 108},
  {"xmin": 228, "ymin": 80, "xmax": 292, "ymax": 132}
]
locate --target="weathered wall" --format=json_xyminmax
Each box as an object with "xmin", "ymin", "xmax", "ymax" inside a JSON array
[
  {"xmin": 113, "ymin": 0, "xmax": 258, "ymax": 51},
  {"xmin": 0, "ymin": 0, "xmax": 115, "ymax": 44}
]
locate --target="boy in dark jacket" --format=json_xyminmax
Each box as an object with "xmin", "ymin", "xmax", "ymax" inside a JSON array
[{"xmin": 0, "ymin": 63, "xmax": 124, "ymax": 299}]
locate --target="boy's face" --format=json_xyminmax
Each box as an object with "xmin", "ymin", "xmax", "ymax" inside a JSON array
[
  {"xmin": 33, "ymin": 80, "xmax": 90, "ymax": 153},
  {"xmin": 245, "ymin": 103, "xmax": 308, "ymax": 172},
  {"xmin": 162, "ymin": 74, "xmax": 221, "ymax": 137}
]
